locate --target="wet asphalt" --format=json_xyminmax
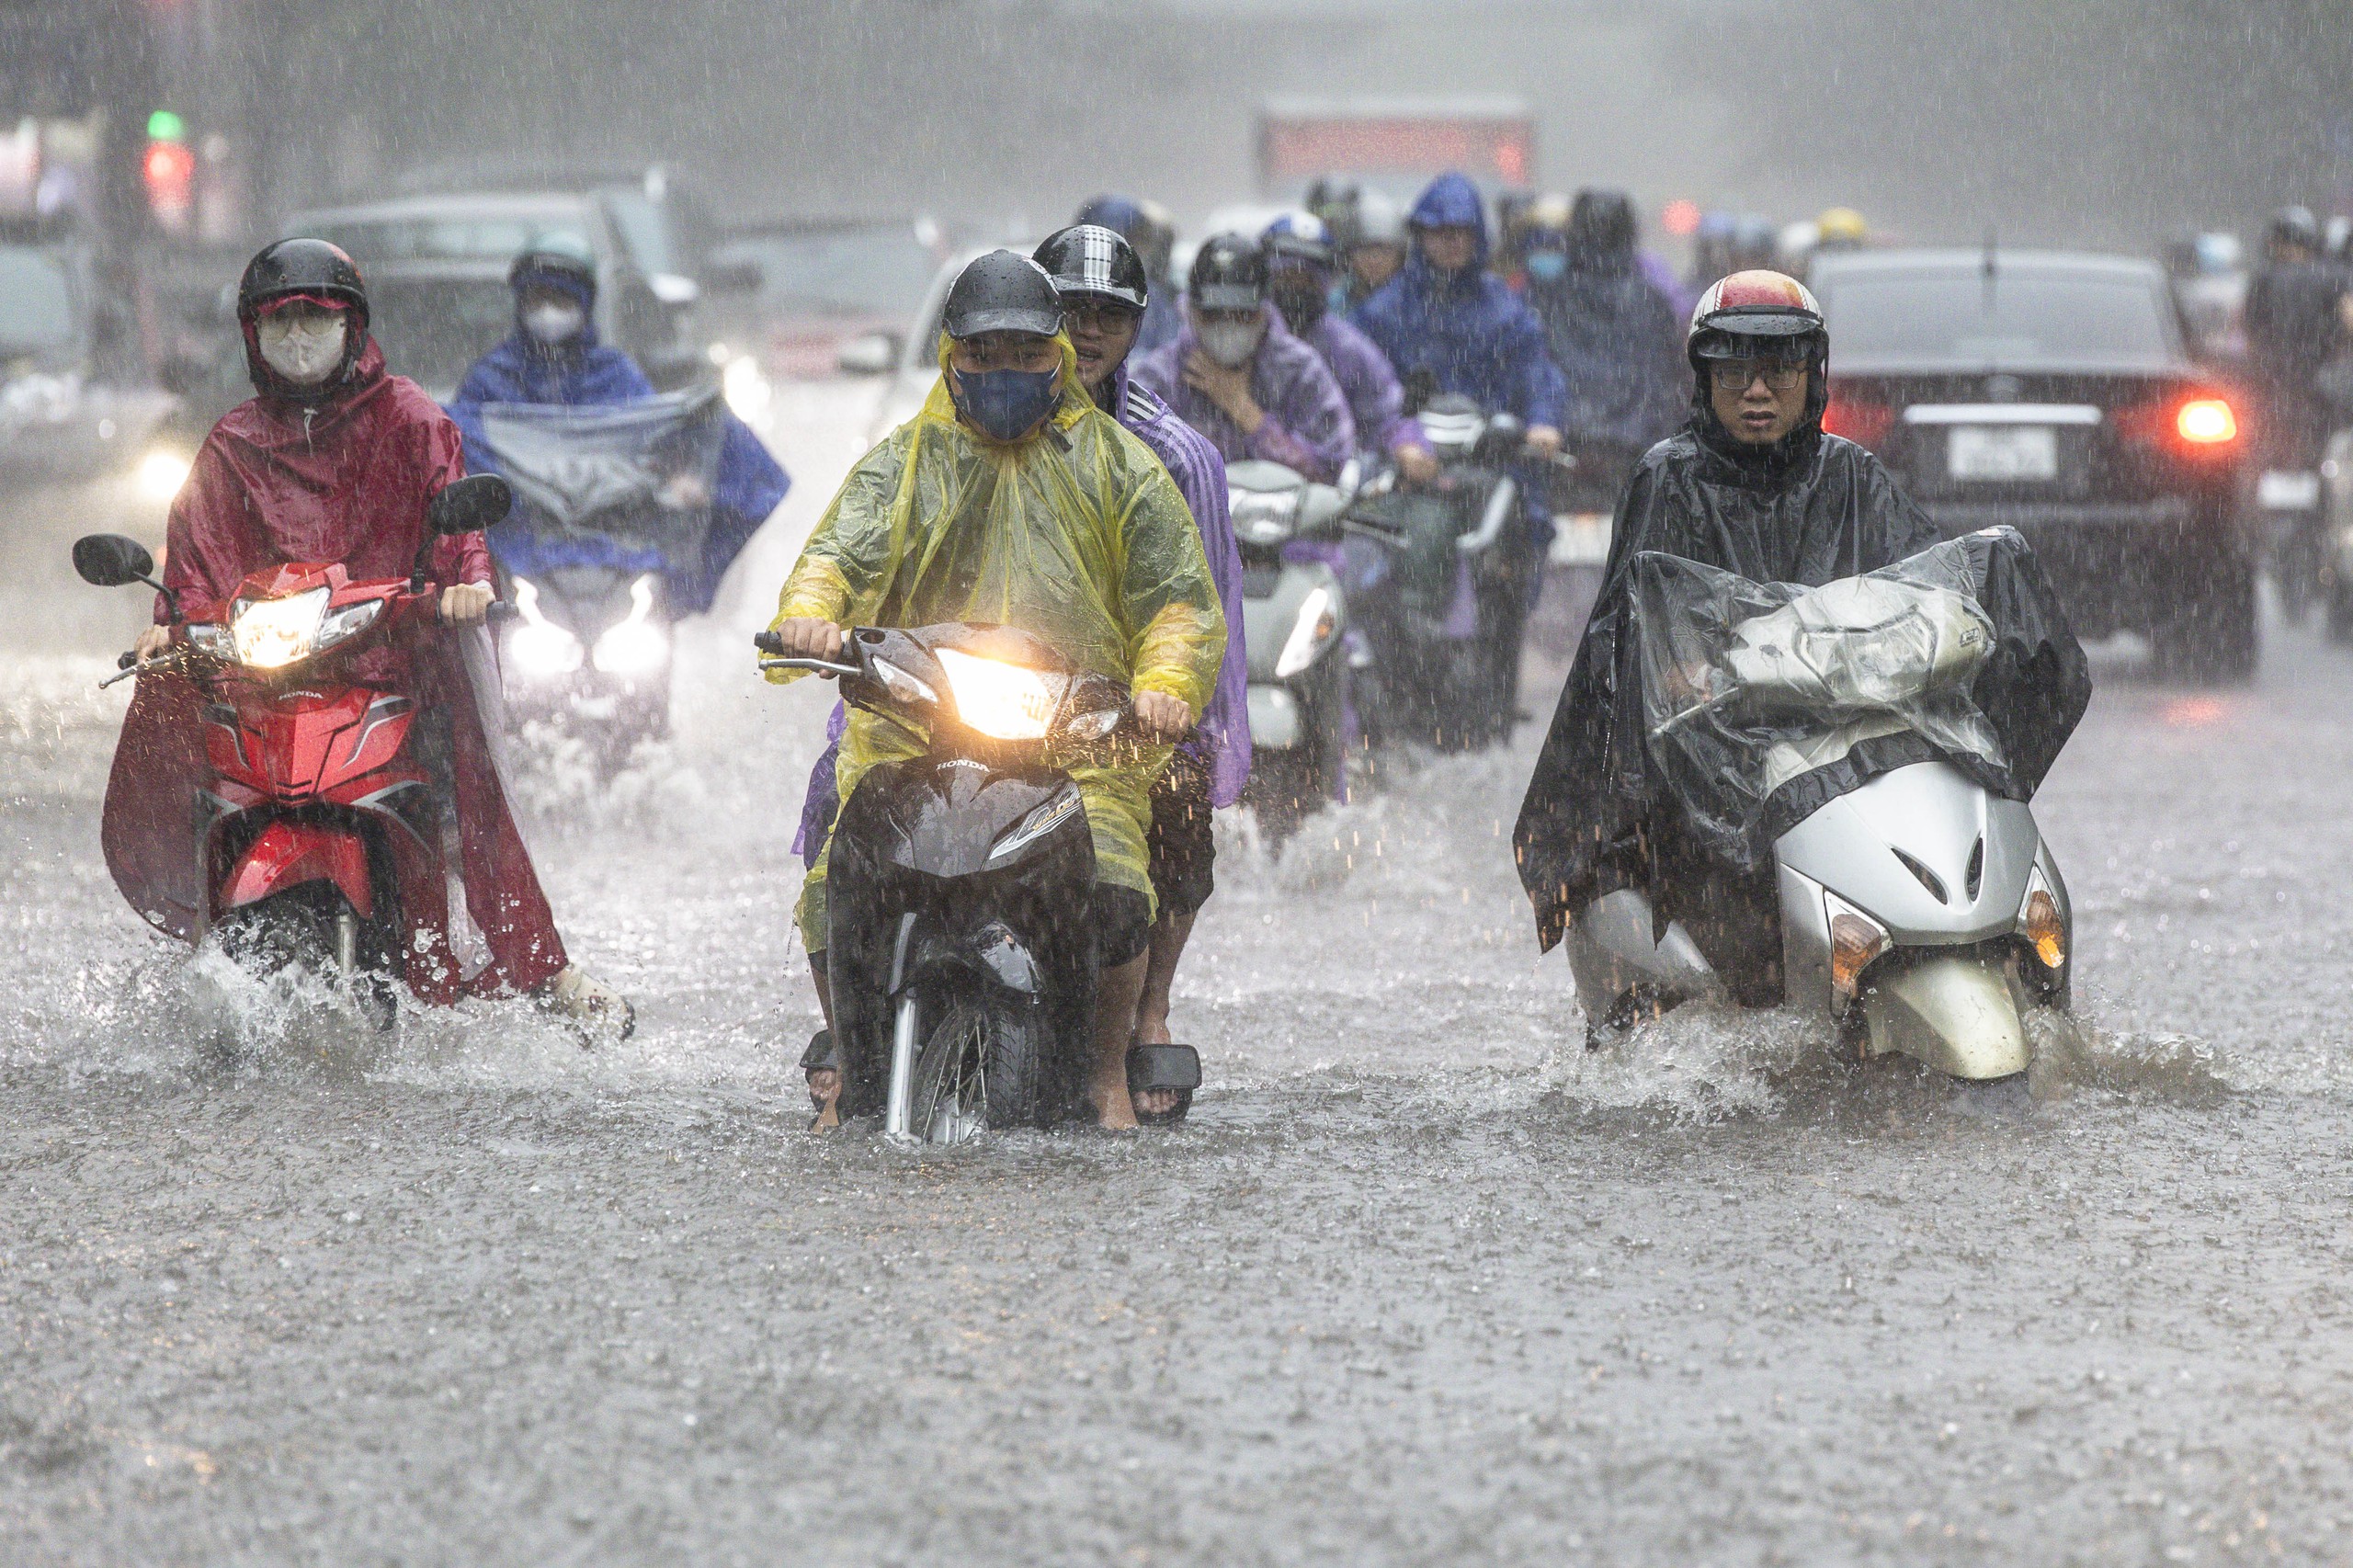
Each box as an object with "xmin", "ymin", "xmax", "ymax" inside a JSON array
[{"xmin": 6, "ymin": 393, "xmax": 2353, "ymax": 1564}]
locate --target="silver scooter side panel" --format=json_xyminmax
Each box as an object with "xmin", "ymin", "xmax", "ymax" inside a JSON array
[{"xmin": 1773, "ymin": 761, "xmax": 2040, "ymax": 945}]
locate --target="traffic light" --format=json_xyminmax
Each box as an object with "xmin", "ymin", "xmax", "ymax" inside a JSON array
[{"xmin": 142, "ymin": 108, "xmax": 194, "ymax": 233}]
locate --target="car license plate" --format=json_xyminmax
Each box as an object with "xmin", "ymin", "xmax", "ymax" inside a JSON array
[
  {"xmin": 2258, "ymin": 470, "xmax": 2322, "ymax": 510},
  {"xmin": 1948, "ymin": 426, "xmax": 2057, "ymax": 482}
]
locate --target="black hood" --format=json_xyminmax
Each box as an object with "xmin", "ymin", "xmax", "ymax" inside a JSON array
[{"xmin": 1684, "ymin": 345, "xmax": 1831, "ymax": 485}]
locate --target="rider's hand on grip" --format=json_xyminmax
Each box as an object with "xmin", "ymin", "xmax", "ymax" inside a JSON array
[
  {"xmin": 1131, "ymin": 688, "xmax": 1194, "ymax": 741},
  {"xmin": 769, "ymin": 619, "xmax": 846, "ymax": 662},
  {"xmin": 131, "ymin": 625, "xmax": 173, "ymax": 665},
  {"xmin": 439, "ymin": 582, "xmax": 495, "ymax": 625}
]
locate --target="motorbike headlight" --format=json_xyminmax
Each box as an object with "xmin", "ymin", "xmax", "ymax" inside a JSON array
[
  {"xmin": 1274, "ymin": 585, "xmax": 1338, "ymax": 678},
  {"xmin": 2019, "ymin": 869, "xmax": 2066, "ymax": 971},
  {"xmin": 1063, "ymin": 706, "xmax": 1123, "ymax": 741},
  {"xmin": 1824, "ymin": 891, "xmax": 1890, "ymax": 1009},
  {"xmin": 313, "ymin": 598, "xmax": 382, "ymax": 655},
  {"xmin": 722, "ymin": 353, "xmax": 772, "ymax": 420},
  {"xmin": 188, "ymin": 623, "xmax": 233, "ymax": 660},
  {"xmin": 230, "ymin": 586, "xmax": 331, "ymax": 670},
  {"xmin": 136, "ymin": 448, "xmax": 192, "ymax": 502},
  {"xmin": 936, "ymin": 647, "xmax": 1056, "ymax": 741},
  {"xmin": 591, "ymin": 575, "xmax": 668, "ymax": 676},
  {"xmin": 509, "ymin": 579, "xmax": 583, "ymax": 677},
  {"xmin": 870, "ymin": 656, "xmax": 938, "ymax": 707},
  {"xmin": 1231, "ymin": 489, "xmax": 1301, "ymax": 547}
]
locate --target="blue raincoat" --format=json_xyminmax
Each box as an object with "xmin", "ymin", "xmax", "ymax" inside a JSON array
[{"xmin": 447, "ymin": 297, "xmax": 788, "ymax": 615}]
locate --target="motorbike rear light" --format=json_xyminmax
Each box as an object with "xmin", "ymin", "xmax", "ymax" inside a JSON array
[
  {"xmin": 1826, "ymin": 897, "xmax": 1890, "ymax": 1006},
  {"xmin": 2023, "ymin": 887, "xmax": 2066, "ymax": 970},
  {"xmin": 1821, "ymin": 397, "xmax": 1895, "ymax": 449},
  {"xmin": 2176, "ymin": 398, "xmax": 2236, "ymax": 445}
]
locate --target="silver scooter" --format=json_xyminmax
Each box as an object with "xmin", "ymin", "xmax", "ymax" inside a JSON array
[
  {"xmin": 1567, "ymin": 574, "xmax": 2074, "ymax": 1080},
  {"xmin": 1229, "ymin": 458, "xmax": 1356, "ymax": 826}
]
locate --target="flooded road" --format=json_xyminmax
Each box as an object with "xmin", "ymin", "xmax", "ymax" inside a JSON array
[{"xmin": 6, "ymin": 393, "xmax": 2353, "ymax": 1564}]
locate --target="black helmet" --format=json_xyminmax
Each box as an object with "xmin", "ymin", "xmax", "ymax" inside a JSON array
[
  {"xmin": 2270, "ymin": 205, "xmax": 2322, "ymax": 253},
  {"xmin": 508, "ymin": 230, "xmax": 599, "ymax": 303},
  {"xmin": 1566, "ymin": 189, "xmax": 1639, "ymax": 264},
  {"xmin": 1188, "ymin": 233, "xmax": 1267, "ymax": 312},
  {"xmin": 237, "ymin": 237, "xmax": 369, "ymax": 331},
  {"xmin": 941, "ymin": 250, "xmax": 1064, "ymax": 340},
  {"xmin": 1031, "ymin": 224, "xmax": 1149, "ymax": 312}
]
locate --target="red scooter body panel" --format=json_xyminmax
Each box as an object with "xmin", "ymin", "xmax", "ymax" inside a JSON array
[{"xmin": 222, "ymin": 819, "xmax": 374, "ymax": 918}]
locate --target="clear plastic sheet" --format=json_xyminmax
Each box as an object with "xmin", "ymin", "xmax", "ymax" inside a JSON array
[{"xmin": 476, "ymin": 387, "xmax": 729, "ymax": 568}]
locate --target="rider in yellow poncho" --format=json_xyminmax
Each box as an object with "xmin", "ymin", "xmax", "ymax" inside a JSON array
[{"xmin": 763, "ymin": 252, "xmax": 1225, "ymax": 1127}]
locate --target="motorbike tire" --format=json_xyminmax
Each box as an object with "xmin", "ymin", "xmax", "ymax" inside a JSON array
[
  {"xmin": 211, "ymin": 882, "xmax": 399, "ymax": 1032},
  {"xmin": 906, "ymin": 994, "xmax": 1049, "ymax": 1139}
]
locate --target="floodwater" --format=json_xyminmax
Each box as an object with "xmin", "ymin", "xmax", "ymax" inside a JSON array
[{"xmin": 6, "ymin": 387, "xmax": 2352, "ymax": 1564}]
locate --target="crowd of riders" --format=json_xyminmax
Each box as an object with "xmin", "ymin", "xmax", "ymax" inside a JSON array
[{"xmin": 109, "ymin": 169, "xmax": 2041, "ymax": 1132}]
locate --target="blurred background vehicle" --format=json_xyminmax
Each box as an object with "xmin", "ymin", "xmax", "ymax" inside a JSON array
[
  {"xmin": 705, "ymin": 214, "xmax": 948, "ymax": 381},
  {"xmin": 1812, "ymin": 246, "xmax": 2255, "ymax": 681}
]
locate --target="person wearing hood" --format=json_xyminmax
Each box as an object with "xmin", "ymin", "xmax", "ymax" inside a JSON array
[
  {"xmin": 1074, "ymin": 194, "xmax": 1183, "ymax": 356},
  {"xmin": 113, "ymin": 238, "xmax": 631, "ymax": 1034},
  {"xmin": 1512, "ymin": 271, "xmax": 1949, "ymax": 993},
  {"xmin": 1521, "ymin": 190, "xmax": 1688, "ymax": 483},
  {"xmin": 765, "ymin": 250, "xmax": 1226, "ymax": 1131},
  {"xmin": 1131, "ymin": 233, "xmax": 1356, "ymax": 483},
  {"xmin": 446, "ymin": 233, "xmax": 789, "ymax": 617},
  {"xmin": 1262, "ymin": 212, "xmax": 1436, "ymax": 480},
  {"xmin": 1349, "ymin": 173, "xmax": 1567, "ymax": 468}
]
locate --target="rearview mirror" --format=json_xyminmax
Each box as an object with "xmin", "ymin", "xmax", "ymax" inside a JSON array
[
  {"xmin": 836, "ymin": 331, "xmax": 899, "ymax": 376},
  {"xmin": 426, "ymin": 474, "xmax": 513, "ymax": 535},
  {"xmin": 73, "ymin": 533, "xmax": 157, "ymax": 587}
]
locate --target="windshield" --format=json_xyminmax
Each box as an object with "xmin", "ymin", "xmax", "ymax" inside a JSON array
[
  {"xmin": 367, "ymin": 278, "xmax": 517, "ymax": 396},
  {"xmin": 0, "ymin": 248, "xmax": 77, "ymax": 354},
  {"xmin": 1822, "ymin": 270, "xmax": 2177, "ymax": 367},
  {"xmin": 301, "ymin": 210, "xmax": 593, "ymax": 267},
  {"xmin": 725, "ymin": 228, "xmax": 938, "ymax": 318}
]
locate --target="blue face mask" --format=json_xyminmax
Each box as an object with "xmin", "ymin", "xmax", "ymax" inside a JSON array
[
  {"xmin": 1525, "ymin": 250, "xmax": 1568, "ymax": 283},
  {"xmin": 951, "ymin": 363, "xmax": 1062, "ymax": 441}
]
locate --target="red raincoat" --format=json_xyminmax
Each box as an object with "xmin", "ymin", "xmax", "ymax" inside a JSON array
[{"xmin": 102, "ymin": 341, "xmax": 570, "ymax": 999}]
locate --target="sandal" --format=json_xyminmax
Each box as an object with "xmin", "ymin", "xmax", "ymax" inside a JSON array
[
  {"xmin": 1126, "ymin": 1043, "xmax": 1200, "ymax": 1128},
  {"xmin": 801, "ymin": 1028, "xmax": 843, "ymax": 1131}
]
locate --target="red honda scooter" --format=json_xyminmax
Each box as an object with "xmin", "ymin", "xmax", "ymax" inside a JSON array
[{"xmin": 76, "ymin": 474, "xmax": 514, "ymax": 1025}]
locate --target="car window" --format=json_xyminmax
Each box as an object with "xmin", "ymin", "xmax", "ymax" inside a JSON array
[
  {"xmin": 600, "ymin": 190, "xmax": 672, "ymax": 277},
  {"xmin": 723, "ymin": 228, "xmax": 939, "ymax": 320},
  {"xmin": 299, "ymin": 212, "xmax": 591, "ymax": 267},
  {"xmin": 368, "ymin": 277, "xmax": 517, "ymax": 396},
  {"xmin": 0, "ymin": 247, "xmax": 77, "ymax": 353},
  {"xmin": 1821, "ymin": 270, "xmax": 2177, "ymax": 367}
]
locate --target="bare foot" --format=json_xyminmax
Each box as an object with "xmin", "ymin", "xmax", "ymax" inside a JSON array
[
  {"xmin": 807, "ymin": 1067, "xmax": 841, "ymax": 1132},
  {"xmin": 1131, "ymin": 1016, "xmax": 1179, "ymax": 1119},
  {"xmin": 1090, "ymin": 1064, "xmax": 1140, "ymax": 1131}
]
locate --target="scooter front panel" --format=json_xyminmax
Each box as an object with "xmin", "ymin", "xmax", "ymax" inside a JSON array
[{"xmin": 1773, "ymin": 761, "xmax": 2041, "ymax": 945}]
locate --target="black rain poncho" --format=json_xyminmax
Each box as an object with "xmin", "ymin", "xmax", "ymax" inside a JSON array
[{"xmin": 1513, "ymin": 409, "xmax": 2090, "ymax": 953}]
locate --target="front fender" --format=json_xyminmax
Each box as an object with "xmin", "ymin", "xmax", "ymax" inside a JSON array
[{"xmin": 222, "ymin": 820, "xmax": 373, "ymax": 919}]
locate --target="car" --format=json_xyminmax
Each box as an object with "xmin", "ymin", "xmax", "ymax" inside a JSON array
[
  {"xmin": 0, "ymin": 226, "xmax": 164, "ymax": 489},
  {"xmin": 706, "ymin": 214, "xmax": 946, "ymax": 381},
  {"xmin": 1811, "ymin": 248, "xmax": 2256, "ymax": 680},
  {"xmin": 283, "ymin": 189, "xmax": 713, "ymax": 402}
]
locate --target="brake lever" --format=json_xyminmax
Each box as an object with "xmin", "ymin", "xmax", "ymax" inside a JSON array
[
  {"xmin": 99, "ymin": 648, "xmax": 181, "ymax": 689},
  {"xmin": 758, "ymin": 656, "xmax": 858, "ymax": 680}
]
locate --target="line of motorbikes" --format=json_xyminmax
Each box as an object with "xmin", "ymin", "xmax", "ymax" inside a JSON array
[{"xmin": 69, "ymin": 396, "xmax": 2077, "ymax": 1141}]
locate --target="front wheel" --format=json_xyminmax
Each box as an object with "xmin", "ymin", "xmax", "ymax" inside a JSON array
[{"xmin": 906, "ymin": 994, "xmax": 1049, "ymax": 1140}]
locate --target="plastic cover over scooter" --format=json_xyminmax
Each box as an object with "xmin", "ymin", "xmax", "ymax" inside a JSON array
[
  {"xmin": 1628, "ymin": 527, "xmax": 2091, "ymax": 873},
  {"xmin": 473, "ymin": 389, "xmax": 731, "ymax": 611}
]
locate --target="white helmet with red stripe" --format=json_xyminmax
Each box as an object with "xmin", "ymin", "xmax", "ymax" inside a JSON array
[{"xmin": 1687, "ymin": 269, "xmax": 1825, "ymax": 362}]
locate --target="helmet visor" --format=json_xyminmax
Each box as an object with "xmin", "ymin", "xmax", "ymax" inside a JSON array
[{"xmin": 1691, "ymin": 316, "xmax": 1820, "ymax": 359}]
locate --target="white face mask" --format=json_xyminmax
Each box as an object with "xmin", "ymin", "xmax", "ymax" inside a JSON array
[
  {"xmin": 256, "ymin": 312, "xmax": 347, "ymax": 385},
  {"xmin": 524, "ymin": 302, "xmax": 586, "ymax": 346},
  {"xmin": 1197, "ymin": 319, "xmax": 1264, "ymax": 369}
]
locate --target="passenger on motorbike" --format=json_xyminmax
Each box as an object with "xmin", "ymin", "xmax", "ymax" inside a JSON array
[
  {"xmin": 1036, "ymin": 223, "xmax": 1252, "ymax": 1095},
  {"xmin": 1513, "ymin": 271, "xmax": 1945, "ymax": 995},
  {"xmin": 1519, "ymin": 191, "xmax": 1688, "ymax": 502},
  {"xmin": 1261, "ymin": 213, "xmax": 1437, "ymax": 483},
  {"xmin": 117, "ymin": 239, "xmax": 631, "ymax": 1032},
  {"xmin": 1131, "ymin": 233, "xmax": 1356, "ymax": 483},
  {"xmin": 767, "ymin": 251, "xmax": 1226, "ymax": 1131},
  {"xmin": 446, "ymin": 233, "xmax": 789, "ymax": 619}
]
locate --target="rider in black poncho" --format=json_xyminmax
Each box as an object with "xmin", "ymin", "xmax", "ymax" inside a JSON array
[{"xmin": 1512, "ymin": 270, "xmax": 2089, "ymax": 1004}]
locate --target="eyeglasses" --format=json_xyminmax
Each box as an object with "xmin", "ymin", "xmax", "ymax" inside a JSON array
[
  {"xmin": 1062, "ymin": 301, "xmax": 1142, "ymax": 333},
  {"xmin": 1710, "ymin": 360, "xmax": 1809, "ymax": 392}
]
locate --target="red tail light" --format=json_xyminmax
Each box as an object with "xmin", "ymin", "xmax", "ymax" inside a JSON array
[
  {"xmin": 1822, "ymin": 396, "xmax": 1895, "ymax": 449},
  {"xmin": 2115, "ymin": 389, "xmax": 2243, "ymax": 458}
]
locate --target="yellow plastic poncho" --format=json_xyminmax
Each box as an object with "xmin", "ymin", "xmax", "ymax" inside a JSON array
[{"xmin": 767, "ymin": 334, "xmax": 1227, "ymax": 950}]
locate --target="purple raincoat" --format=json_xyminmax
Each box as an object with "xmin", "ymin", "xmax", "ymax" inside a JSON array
[
  {"xmin": 791, "ymin": 361, "xmax": 1252, "ymax": 863},
  {"xmin": 1298, "ymin": 312, "xmax": 1425, "ymax": 460},
  {"xmin": 1131, "ymin": 306, "xmax": 1356, "ymax": 483}
]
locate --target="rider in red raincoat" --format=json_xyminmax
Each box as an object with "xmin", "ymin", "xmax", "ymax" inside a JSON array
[{"xmin": 107, "ymin": 238, "xmax": 631, "ymax": 1032}]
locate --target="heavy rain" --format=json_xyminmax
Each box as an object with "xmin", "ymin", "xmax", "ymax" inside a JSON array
[{"xmin": 6, "ymin": 2, "xmax": 2353, "ymax": 1562}]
